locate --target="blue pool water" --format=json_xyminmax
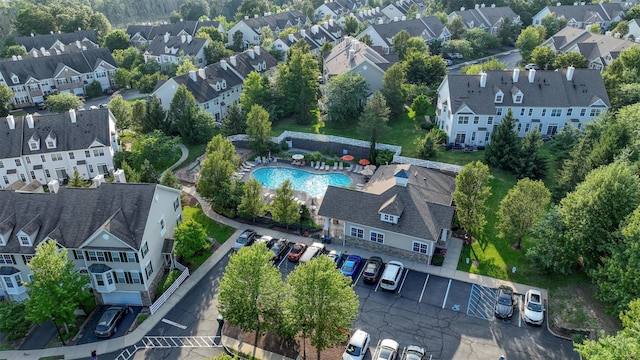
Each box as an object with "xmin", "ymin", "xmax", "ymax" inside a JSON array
[{"xmin": 252, "ymin": 167, "xmax": 351, "ymax": 197}]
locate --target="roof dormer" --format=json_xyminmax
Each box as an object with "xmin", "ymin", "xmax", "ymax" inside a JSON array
[
  {"xmin": 221, "ymin": 79, "xmax": 226, "ymax": 89},
  {"xmin": 378, "ymin": 194, "xmax": 403, "ymax": 224},
  {"xmin": 17, "ymin": 215, "xmax": 40, "ymax": 247},
  {"xmin": 28, "ymin": 133, "xmax": 40, "ymax": 151},
  {"xmin": 45, "ymin": 131, "xmax": 57, "ymax": 149},
  {"xmin": 0, "ymin": 214, "xmax": 16, "ymax": 247},
  {"xmin": 511, "ymin": 87, "xmax": 523, "ymax": 103},
  {"xmin": 494, "ymin": 89, "xmax": 504, "ymax": 103}
]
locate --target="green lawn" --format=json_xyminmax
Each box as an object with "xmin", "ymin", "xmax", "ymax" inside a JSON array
[
  {"xmin": 125, "ymin": 96, "xmax": 146, "ymax": 104},
  {"xmin": 183, "ymin": 205, "xmax": 235, "ymax": 243},
  {"xmin": 175, "ymin": 143, "xmax": 207, "ymax": 171}
]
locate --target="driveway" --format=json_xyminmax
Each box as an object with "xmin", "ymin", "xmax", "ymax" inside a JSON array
[{"xmin": 76, "ymin": 306, "xmax": 142, "ymax": 345}]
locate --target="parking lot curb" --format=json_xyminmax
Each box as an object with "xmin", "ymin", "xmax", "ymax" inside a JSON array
[{"xmin": 221, "ymin": 334, "xmax": 295, "ymax": 360}]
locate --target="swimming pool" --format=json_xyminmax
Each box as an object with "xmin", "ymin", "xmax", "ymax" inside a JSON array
[{"xmin": 252, "ymin": 167, "xmax": 351, "ymax": 197}]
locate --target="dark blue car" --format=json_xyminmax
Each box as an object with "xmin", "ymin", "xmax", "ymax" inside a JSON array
[{"xmin": 341, "ymin": 255, "xmax": 362, "ymax": 279}]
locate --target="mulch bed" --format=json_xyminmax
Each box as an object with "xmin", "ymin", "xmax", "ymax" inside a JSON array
[{"xmin": 223, "ymin": 323, "xmax": 346, "ymax": 360}]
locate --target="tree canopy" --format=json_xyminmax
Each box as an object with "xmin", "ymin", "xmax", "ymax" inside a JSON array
[
  {"xmin": 45, "ymin": 93, "xmax": 84, "ymax": 113},
  {"xmin": 453, "ymin": 161, "xmax": 493, "ymax": 236},
  {"xmin": 326, "ymin": 72, "xmax": 369, "ymax": 124},
  {"xmin": 174, "ymin": 219, "xmax": 210, "ymax": 261}
]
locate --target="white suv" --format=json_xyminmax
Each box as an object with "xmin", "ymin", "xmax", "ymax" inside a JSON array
[{"xmin": 343, "ymin": 329, "xmax": 371, "ymax": 360}]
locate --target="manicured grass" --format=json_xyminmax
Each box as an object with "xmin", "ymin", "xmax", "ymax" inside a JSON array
[
  {"xmin": 125, "ymin": 96, "xmax": 146, "ymax": 104},
  {"xmin": 183, "ymin": 205, "xmax": 235, "ymax": 243},
  {"xmin": 156, "ymin": 269, "xmax": 182, "ymax": 297},
  {"xmin": 175, "ymin": 143, "xmax": 207, "ymax": 171}
]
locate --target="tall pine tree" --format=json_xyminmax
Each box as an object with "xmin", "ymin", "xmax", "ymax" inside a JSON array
[{"xmin": 485, "ymin": 108, "xmax": 520, "ymax": 170}]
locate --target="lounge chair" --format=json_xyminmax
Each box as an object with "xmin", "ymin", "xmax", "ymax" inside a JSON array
[
  {"xmin": 333, "ymin": 162, "xmax": 338, "ymax": 170},
  {"xmin": 345, "ymin": 164, "xmax": 352, "ymax": 171},
  {"xmin": 325, "ymin": 163, "xmax": 330, "ymax": 171},
  {"xmin": 310, "ymin": 161, "xmax": 315, "ymax": 168},
  {"xmin": 244, "ymin": 162, "xmax": 255, "ymax": 168},
  {"xmin": 339, "ymin": 162, "xmax": 344, "ymax": 170},
  {"xmin": 273, "ymin": 157, "xmax": 277, "ymax": 163}
]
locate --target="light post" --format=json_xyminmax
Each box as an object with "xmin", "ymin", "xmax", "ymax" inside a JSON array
[
  {"xmin": 51, "ymin": 316, "xmax": 66, "ymax": 346},
  {"xmin": 299, "ymin": 208, "xmax": 304, "ymax": 236},
  {"xmin": 301, "ymin": 322, "xmax": 307, "ymax": 360}
]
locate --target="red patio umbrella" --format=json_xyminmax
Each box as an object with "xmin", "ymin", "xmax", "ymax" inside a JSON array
[
  {"xmin": 359, "ymin": 159, "xmax": 371, "ymax": 165},
  {"xmin": 341, "ymin": 155, "xmax": 354, "ymax": 161}
]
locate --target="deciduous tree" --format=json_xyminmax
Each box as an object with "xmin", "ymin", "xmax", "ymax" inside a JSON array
[
  {"xmin": 276, "ymin": 43, "xmax": 319, "ymax": 124},
  {"xmin": 218, "ymin": 243, "xmax": 284, "ymax": 352},
  {"xmin": 531, "ymin": 46, "xmax": 556, "ymax": 70},
  {"xmin": 392, "ymin": 30, "xmax": 410, "ymax": 59},
  {"xmin": 25, "ymin": 240, "xmax": 91, "ymax": 332},
  {"xmin": 553, "ymin": 52, "xmax": 587, "ymax": 69},
  {"xmin": 168, "ymin": 85, "xmax": 215, "ymax": 144},
  {"xmin": 271, "ymin": 179, "xmax": 299, "ymax": 229},
  {"xmin": 284, "ymin": 256, "xmax": 359, "ymax": 355},
  {"xmin": 453, "ymin": 161, "xmax": 492, "ymax": 236},
  {"xmin": 326, "ymin": 72, "xmax": 369, "ymax": 124},
  {"xmin": 381, "ymin": 62, "xmax": 406, "ymax": 115},
  {"xmin": 0, "ymin": 84, "xmax": 13, "ymax": 117},
  {"xmin": 240, "ymin": 71, "xmax": 270, "ymax": 116},
  {"xmin": 497, "ymin": 178, "xmax": 551, "ymax": 249},
  {"xmin": 459, "ymin": 58, "xmax": 507, "ymax": 74},
  {"xmin": 139, "ymin": 159, "xmax": 159, "ymax": 183},
  {"xmin": 174, "ymin": 219, "xmax": 210, "ymax": 260},
  {"xmin": 404, "ymin": 53, "xmax": 446, "ymax": 87},
  {"xmin": 103, "ymin": 29, "xmax": 130, "ymax": 51},
  {"xmin": 245, "ymin": 104, "xmax": 272, "ymax": 154},
  {"xmin": 109, "ymin": 94, "xmax": 132, "ymax": 130},
  {"xmin": 237, "ymin": 179, "xmax": 265, "ymax": 222},
  {"xmin": 45, "ymin": 93, "xmax": 83, "ymax": 113},
  {"xmin": 180, "ymin": 0, "xmax": 210, "ymax": 20},
  {"xmin": 516, "ymin": 26, "xmax": 545, "ymax": 62},
  {"xmin": 160, "ymin": 171, "xmax": 182, "ymax": 189},
  {"xmin": 176, "ymin": 58, "xmax": 197, "ymax": 75},
  {"xmin": 359, "ymin": 92, "xmax": 390, "ymax": 146},
  {"xmin": 0, "ymin": 301, "xmax": 31, "ymax": 340}
]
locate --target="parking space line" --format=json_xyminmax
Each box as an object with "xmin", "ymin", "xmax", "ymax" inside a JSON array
[
  {"xmin": 442, "ymin": 279, "xmax": 452, "ymax": 309},
  {"xmin": 418, "ymin": 274, "xmax": 429, "ymax": 303},
  {"xmin": 397, "ymin": 268, "xmax": 409, "ymax": 294},
  {"xmin": 374, "ymin": 276, "xmax": 382, "ymax": 292},
  {"xmin": 161, "ymin": 318, "xmax": 187, "ymax": 329},
  {"xmin": 277, "ymin": 250, "xmax": 291, "ymax": 268},
  {"xmin": 353, "ymin": 265, "xmax": 364, "ymax": 285}
]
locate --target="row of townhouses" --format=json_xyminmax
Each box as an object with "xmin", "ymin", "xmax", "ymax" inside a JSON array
[
  {"xmin": 152, "ymin": 46, "xmax": 277, "ymax": 122},
  {"xmin": 0, "ymin": 48, "xmax": 117, "ymax": 108},
  {"xmin": 0, "ymin": 181, "xmax": 182, "ymax": 306},
  {"xmin": 0, "ymin": 109, "xmax": 118, "ymax": 188},
  {"xmin": 143, "ymin": 33, "xmax": 209, "ymax": 67},
  {"xmin": 126, "ymin": 20, "xmax": 226, "ymax": 47},
  {"xmin": 15, "ymin": 30, "xmax": 99, "ymax": 55}
]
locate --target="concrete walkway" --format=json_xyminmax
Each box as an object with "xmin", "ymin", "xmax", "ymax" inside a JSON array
[
  {"xmin": 0, "ymin": 185, "xmax": 547, "ymax": 359},
  {"xmin": 161, "ymin": 143, "xmax": 189, "ymax": 178}
]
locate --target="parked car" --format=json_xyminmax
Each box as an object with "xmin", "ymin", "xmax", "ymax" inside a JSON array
[
  {"xmin": 447, "ymin": 52, "xmax": 463, "ymax": 59},
  {"xmin": 495, "ymin": 285, "xmax": 517, "ymax": 319},
  {"xmin": 287, "ymin": 242, "xmax": 307, "ymax": 262},
  {"xmin": 401, "ymin": 345, "xmax": 425, "ymax": 360},
  {"xmin": 327, "ymin": 250, "xmax": 345, "ymax": 267},
  {"xmin": 94, "ymin": 306, "xmax": 128, "ymax": 338},
  {"xmin": 299, "ymin": 242, "xmax": 325, "ymax": 264},
  {"xmin": 524, "ymin": 289, "xmax": 544, "ymax": 325},
  {"xmin": 374, "ymin": 339, "xmax": 399, "ymax": 360},
  {"xmin": 343, "ymin": 329, "xmax": 371, "ymax": 360},
  {"xmin": 254, "ymin": 235, "xmax": 275, "ymax": 249},
  {"xmin": 232, "ymin": 229, "xmax": 257, "ymax": 252},
  {"xmin": 35, "ymin": 102, "xmax": 46, "ymax": 110},
  {"xmin": 380, "ymin": 261, "xmax": 404, "ymax": 291},
  {"xmin": 271, "ymin": 238, "xmax": 291, "ymax": 262},
  {"xmin": 444, "ymin": 58, "xmax": 453, "ymax": 66},
  {"xmin": 341, "ymin": 255, "xmax": 363, "ymax": 279},
  {"xmin": 524, "ymin": 63, "xmax": 539, "ymax": 70},
  {"xmin": 362, "ymin": 256, "xmax": 384, "ymax": 284}
]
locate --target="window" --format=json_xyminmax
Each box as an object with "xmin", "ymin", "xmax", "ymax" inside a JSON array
[
  {"xmin": 3, "ymin": 276, "xmax": 14, "ymax": 288},
  {"xmin": 473, "ymin": 116, "xmax": 479, "ymax": 124},
  {"xmin": 127, "ymin": 252, "xmax": 138, "ymax": 263},
  {"xmin": 93, "ymin": 149, "xmax": 105, "ymax": 157},
  {"xmin": 45, "ymin": 169, "xmax": 51, "ymax": 178},
  {"xmin": 412, "ymin": 241, "xmax": 429, "ymax": 254},
  {"xmin": 73, "ymin": 250, "xmax": 84, "ymax": 260},
  {"xmin": 145, "ymin": 262, "xmax": 153, "ymax": 278},
  {"xmin": 25, "ymin": 157, "xmax": 30, "ymax": 164},
  {"xmin": 0, "ymin": 254, "xmax": 15, "ymax": 264},
  {"xmin": 131, "ymin": 271, "xmax": 142, "ymax": 284},
  {"xmin": 22, "ymin": 255, "xmax": 34, "ymax": 264},
  {"xmin": 85, "ymin": 150, "xmax": 91, "ymax": 157},
  {"xmin": 541, "ymin": 109, "xmax": 547, "ymax": 116},
  {"xmin": 495, "ymin": 94, "xmax": 503, "ymax": 103},
  {"xmin": 106, "ymin": 272, "xmax": 114, "ymax": 285},
  {"xmin": 516, "ymin": 122, "xmax": 522, "ymax": 132},
  {"xmin": 95, "ymin": 274, "xmax": 104, "ymax": 286},
  {"xmin": 496, "ymin": 108, "xmax": 502, "ymax": 116},
  {"xmin": 0, "ymin": 161, "xmax": 3, "ymax": 168},
  {"xmin": 382, "ymin": 214, "xmax": 394, "ymax": 222},
  {"xmin": 2, "ymin": 176, "xmax": 7, "ymax": 185},
  {"xmin": 487, "ymin": 116, "xmax": 493, "ymax": 125},
  {"xmin": 18, "ymin": 235, "xmax": 30, "ymax": 246},
  {"xmin": 176, "ymin": 214, "xmax": 183, "ymax": 226},
  {"xmin": 203, "ymin": 103, "xmax": 209, "ymax": 109},
  {"xmin": 111, "ymin": 251, "xmax": 121, "ymax": 262},
  {"xmin": 514, "ymin": 95, "xmax": 522, "ymax": 103},
  {"xmin": 520, "ymin": 109, "xmax": 525, "ymax": 116},
  {"xmin": 457, "ymin": 116, "xmax": 469, "ymax": 124},
  {"xmin": 51, "ymin": 153, "xmax": 62, "ymax": 161},
  {"xmin": 159, "ymin": 217, "xmax": 166, "ymax": 236},
  {"xmin": 547, "ymin": 124, "xmax": 558, "ymax": 136},
  {"xmin": 68, "ymin": 152, "xmax": 75, "ymax": 159},
  {"xmin": 567, "ymin": 108, "xmax": 572, "ymax": 116},
  {"xmin": 115, "ymin": 270, "xmax": 126, "ymax": 284},
  {"xmin": 88, "ymin": 165, "xmax": 94, "ymax": 173},
  {"xmin": 590, "ymin": 108, "xmax": 602, "ymax": 117},
  {"xmin": 15, "ymin": 159, "xmax": 21, "ymax": 166},
  {"xmin": 29, "ymin": 171, "xmax": 35, "ymax": 180},
  {"xmin": 369, "ymin": 231, "xmax": 384, "ymax": 243},
  {"xmin": 471, "ymin": 131, "xmax": 476, "ymax": 141},
  {"xmin": 551, "ymin": 109, "xmax": 562, "ymax": 117},
  {"xmin": 141, "ymin": 242, "xmax": 149, "ymax": 258},
  {"xmin": 350, "ymin": 227, "xmax": 364, "ymax": 239},
  {"xmin": 174, "ymin": 197, "xmax": 180, "ymax": 211},
  {"xmin": 29, "ymin": 142, "xmax": 38, "ymax": 151},
  {"xmin": 87, "ymin": 251, "xmax": 106, "ymax": 262},
  {"xmin": 485, "ymin": 132, "xmax": 490, "ymax": 142},
  {"xmin": 528, "ymin": 108, "xmax": 533, "ymax": 116},
  {"xmin": 46, "ymin": 140, "xmax": 55, "ymax": 148},
  {"xmin": 580, "ymin": 108, "xmax": 586, "ymax": 116},
  {"xmin": 455, "ymin": 133, "xmax": 466, "ymax": 144},
  {"xmin": 41, "ymin": 155, "xmax": 46, "ymax": 162},
  {"xmin": 525, "ymin": 123, "xmax": 530, "ymax": 132}
]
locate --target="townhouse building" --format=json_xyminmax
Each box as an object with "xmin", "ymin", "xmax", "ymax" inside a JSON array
[
  {"xmin": 271, "ymin": 21, "xmax": 342, "ymax": 59},
  {"xmin": 0, "ymin": 109, "xmax": 118, "ymax": 188},
  {"xmin": 357, "ymin": 16, "xmax": 451, "ymax": 54},
  {"xmin": 436, "ymin": 67, "xmax": 610, "ymax": 147},
  {"xmin": 127, "ymin": 20, "xmax": 225, "ymax": 47},
  {"xmin": 0, "ymin": 181, "xmax": 182, "ymax": 306},
  {"xmin": 227, "ymin": 10, "xmax": 311, "ymax": 48},
  {"xmin": 143, "ymin": 33, "xmax": 209, "ymax": 67},
  {"xmin": 448, "ymin": 4, "xmax": 521, "ymax": 34},
  {"xmin": 15, "ymin": 30, "xmax": 99, "ymax": 54},
  {"xmin": 0, "ymin": 48, "xmax": 117, "ymax": 108},
  {"xmin": 532, "ymin": 2, "xmax": 625, "ymax": 30}
]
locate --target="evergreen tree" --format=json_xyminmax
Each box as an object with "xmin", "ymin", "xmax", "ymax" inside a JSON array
[
  {"xmin": 140, "ymin": 159, "xmax": 159, "ymax": 183},
  {"xmin": 485, "ymin": 109, "xmax": 520, "ymax": 170},
  {"xmin": 68, "ymin": 168, "xmax": 86, "ymax": 187},
  {"xmin": 142, "ymin": 95, "xmax": 168, "ymax": 134},
  {"xmin": 160, "ymin": 171, "xmax": 181, "ymax": 189},
  {"xmin": 221, "ymin": 103, "xmax": 246, "ymax": 136},
  {"xmin": 276, "ymin": 43, "xmax": 319, "ymax": 124},
  {"xmin": 513, "ymin": 128, "xmax": 548, "ymax": 180},
  {"xmin": 131, "ymin": 100, "xmax": 146, "ymax": 133}
]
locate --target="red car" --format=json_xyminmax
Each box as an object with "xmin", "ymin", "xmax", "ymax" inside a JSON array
[{"xmin": 287, "ymin": 242, "xmax": 307, "ymax": 262}]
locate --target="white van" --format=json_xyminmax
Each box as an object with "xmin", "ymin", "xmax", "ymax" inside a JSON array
[
  {"xmin": 379, "ymin": 261, "xmax": 404, "ymax": 291},
  {"xmin": 299, "ymin": 242, "xmax": 325, "ymax": 264}
]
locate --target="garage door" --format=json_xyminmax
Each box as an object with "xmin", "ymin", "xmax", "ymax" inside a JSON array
[
  {"xmin": 102, "ymin": 291, "xmax": 143, "ymax": 306},
  {"xmin": 73, "ymin": 88, "xmax": 84, "ymax": 96}
]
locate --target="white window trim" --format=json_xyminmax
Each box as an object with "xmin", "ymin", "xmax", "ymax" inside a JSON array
[
  {"xmin": 369, "ymin": 230, "xmax": 384, "ymax": 244},
  {"xmin": 350, "ymin": 226, "xmax": 364, "ymax": 239}
]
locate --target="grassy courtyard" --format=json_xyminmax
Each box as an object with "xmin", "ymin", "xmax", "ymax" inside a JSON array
[{"xmin": 183, "ymin": 205, "xmax": 235, "ymax": 244}]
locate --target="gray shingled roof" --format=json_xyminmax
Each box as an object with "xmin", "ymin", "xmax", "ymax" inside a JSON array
[
  {"xmin": 0, "ymin": 109, "xmax": 112, "ymax": 159},
  {"xmin": 367, "ymin": 17, "xmax": 446, "ymax": 46},
  {"xmin": 318, "ymin": 164, "xmax": 455, "ymax": 241},
  {"xmin": 241, "ymin": 10, "xmax": 308, "ymax": 32},
  {"xmin": 0, "ymin": 48, "xmax": 116, "ymax": 86},
  {"xmin": 0, "ymin": 183, "xmax": 158, "ymax": 254},
  {"xmin": 15, "ymin": 30, "xmax": 98, "ymax": 52},
  {"xmin": 146, "ymin": 35, "xmax": 207, "ymax": 57},
  {"xmin": 127, "ymin": 21, "xmax": 220, "ymax": 42},
  {"xmin": 542, "ymin": 26, "xmax": 635, "ymax": 63},
  {"xmin": 444, "ymin": 68, "xmax": 610, "ymax": 114},
  {"xmin": 546, "ymin": 3, "xmax": 624, "ymax": 23},
  {"xmin": 451, "ymin": 6, "xmax": 519, "ymax": 28},
  {"xmin": 229, "ymin": 47, "xmax": 277, "ymax": 77}
]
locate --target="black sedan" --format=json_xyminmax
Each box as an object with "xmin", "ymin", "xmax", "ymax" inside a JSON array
[
  {"xmin": 494, "ymin": 286, "xmax": 516, "ymax": 319},
  {"xmin": 95, "ymin": 306, "xmax": 128, "ymax": 338},
  {"xmin": 271, "ymin": 238, "xmax": 291, "ymax": 262},
  {"xmin": 362, "ymin": 256, "xmax": 384, "ymax": 284}
]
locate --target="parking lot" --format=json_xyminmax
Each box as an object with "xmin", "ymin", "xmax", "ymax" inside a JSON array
[{"xmin": 271, "ymin": 246, "xmax": 577, "ymax": 359}]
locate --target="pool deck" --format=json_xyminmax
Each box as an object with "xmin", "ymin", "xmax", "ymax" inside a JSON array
[{"xmin": 238, "ymin": 156, "xmax": 368, "ymax": 218}]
